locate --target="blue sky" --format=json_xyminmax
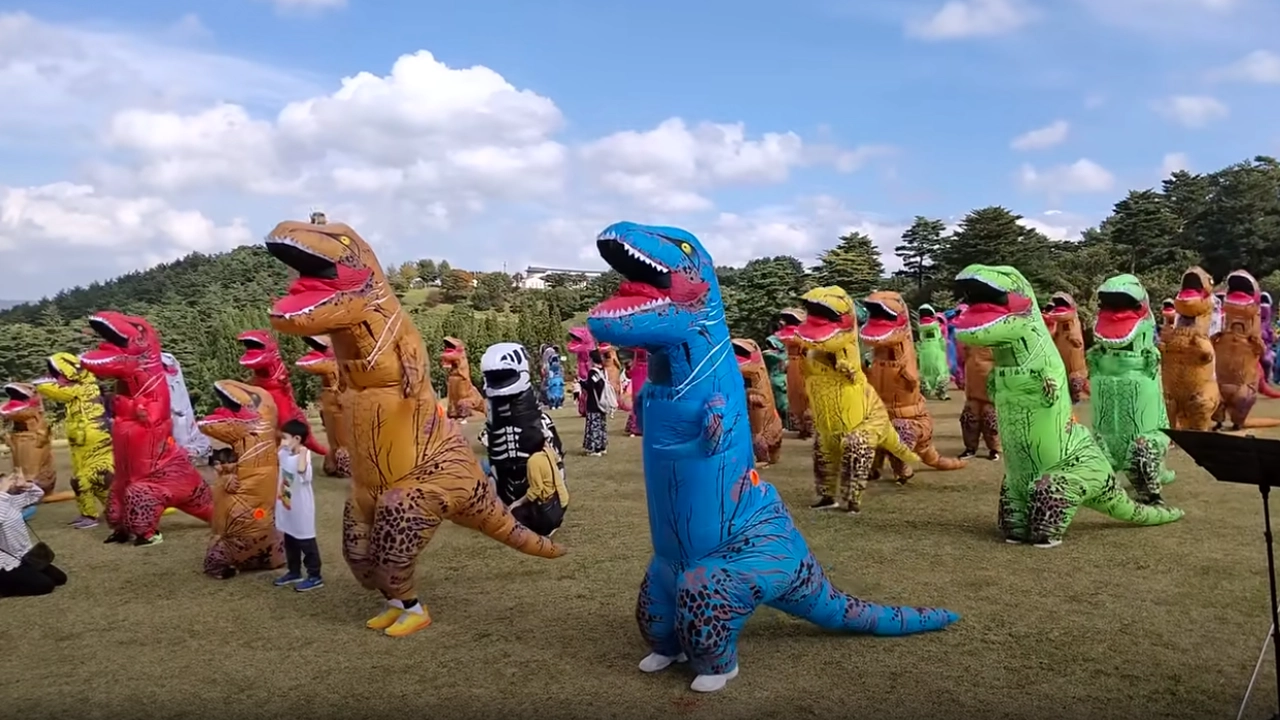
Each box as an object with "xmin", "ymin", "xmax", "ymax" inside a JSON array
[{"xmin": 0, "ymin": 0, "xmax": 1276, "ymax": 299}]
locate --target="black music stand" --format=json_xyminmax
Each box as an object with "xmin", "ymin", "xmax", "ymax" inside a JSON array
[{"xmin": 1165, "ymin": 429, "xmax": 1280, "ymax": 720}]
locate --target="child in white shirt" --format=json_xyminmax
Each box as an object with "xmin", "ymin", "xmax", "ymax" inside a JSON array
[{"xmin": 273, "ymin": 419, "xmax": 323, "ymax": 592}]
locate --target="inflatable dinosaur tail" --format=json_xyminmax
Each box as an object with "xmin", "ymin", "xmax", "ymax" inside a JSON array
[
  {"xmin": 920, "ymin": 446, "xmax": 966, "ymax": 471},
  {"xmin": 1258, "ymin": 364, "xmax": 1280, "ymax": 398},
  {"xmin": 451, "ymin": 481, "xmax": 567, "ymax": 559},
  {"xmin": 768, "ymin": 553, "xmax": 959, "ymax": 635},
  {"xmin": 303, "ymin": 434, "xmax": 329, "ymax": 456},
  {"xmin": 879, "ymin": 424, "xmax": 921, "ymax": 464},
  {"xmin": 41, "ymin": 491, "xmax": 76, "ymax": 503},
  {"xmin": 1091, "ymin": 485, "xmax": 1185, "ymax": 526},
  {"xmin": 1244, "ymin": 417, "xmax": 1280, "ymax": 428}
]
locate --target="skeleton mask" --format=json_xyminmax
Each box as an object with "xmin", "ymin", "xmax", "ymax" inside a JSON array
[{"xmin": 481, "ymin": 342, "xmax": 532, "ymax": 397}]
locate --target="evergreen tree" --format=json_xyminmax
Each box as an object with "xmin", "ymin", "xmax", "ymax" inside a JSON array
[
  {"xmin": 894, "ymin": 216, "xmax": 946, "ymax": 290},
  {"xmin": 811, "ymin": 232, "xmax": 885, "ymax": 296}
]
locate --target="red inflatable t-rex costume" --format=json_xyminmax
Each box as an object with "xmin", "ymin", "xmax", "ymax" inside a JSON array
[
  {"xmin": 80, "ymin": 311, "xmax": 212, "ymax": 545},
  {"xmin": 237, "ymin": 329, "xmax": 328, "ymax": 456}
]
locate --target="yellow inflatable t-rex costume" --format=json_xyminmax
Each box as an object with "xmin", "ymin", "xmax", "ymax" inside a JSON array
[
  {"xmin": 32, "ymin": 353, "xmax": 114, "ymax": 523},
  {"xmin": 794, "ymin": 287, "xmax": 919, "ymax": 514}
]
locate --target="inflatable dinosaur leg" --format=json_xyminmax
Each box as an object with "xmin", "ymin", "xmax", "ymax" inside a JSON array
[
  {"xmin": 168, "ymin": 469, "xmax": 213, "ymax": 522},
  {"xmin": 960, "ymin": 400, "xmax": 981, "ymax": 453},
  {"xmin": 1174, "ymin": 391, "xmax": 1217, "ymax": 431},
  {"xmin": 868, "ymin": 450, "xmax": 886, "ymax": 481},
  {"xmin": 1225, "ymin": 385, "xmax": 1259, "ymax": 430},
  {"xmin": 1028, "ymin": 460, "xmax": 1184, "ymax": 547},
  {"xmin": 577, "ymin": 391, "xmax": 587, "ymax": 417},
  {"xmin": 123, "ymin": 482, "xmax": 169, "ymax": 537},
  {"xmin": 885, "ymin": 419, "xmax": 919, "ymax": 483},
  {"xmin": 979, "ymin": 402, "xmax": 1001, "ymax": 454},
  {"xmin": 204, "ymin": 537, "xmax": 236, "ymax": 577},
  {"xmin": 341, "ymin": 497, "xmax": 381, "ymax": 593},
  {"xmin": 751, "ymin": 435, "xmax": 771, "ymax": 464},
  {"xmin": 998, "ymin": 471, "xmax": 1030, "ymax": 543},
  {"xmin": 72, "ymin": 468, "xmax": 111, "ymax": 518},
  {"xmin": 104, "ymin": 477, "xmax": 131, "ymax": 539},
  {"xmin": 792, "ymin": 409, "xmax": 813, "ymax": 440},
  {"xmin": 1128, "ymin": 434, "xmax": 1174, "ymax": 503},
  {"xmin": 812, "ymin": 434, "xmax": 840, "ymax": 500},
  {"xmin": 838, "ymin": 431, "xmax": 876, "ymax": 512},
  {"xmin": 636, "ymin": 558, "xmax": 685, "ymax": 668},
  {"xmin": 1068, "ymin": 374, "xmax": 1090, "ymax": 404}
]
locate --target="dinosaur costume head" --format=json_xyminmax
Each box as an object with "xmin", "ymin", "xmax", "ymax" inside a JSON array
[
  {"xmin": 586, "ymin": 222, "xmax": 715, "ymax": 348},
  {"xmin": 1041, "ymin": 304, "xmax": 1057, "ymax": 328},
  {"xmin": 1174, "ymin": 266, "xmax": 1214, "ymax": 318},
  {"xmin": 1, "ymin": 382, "xmax": 41, "ymax": 422},
  {"xmin": 80, "ymin": 311, "xmax": 163, "ymax": 381},
  {"xmin": 1160, "ymin": 298, "xmax": 1176, "ymax": 323},
  {"xmin": 1222, "ymin": 269, "xmax": 1262, "ymax": 331},
  {"xmin": 440, "ymin": 337, "xmax": 468, "ymax": 368},
  {"xmin": 916, "ymin": 304, "xmax": 944, "ymax": 337},
  {"xmin": 794, "ymin": 286, "xmax": 859, "ymax": 352},
  {"xmin": 859, "ymin": 292, "xmax": 911, "ymax": 348},
  {"xmin": 951, "ymin": 265, "xmax": 1038, "ymax": 346},
  {"xmin": 566, "ymin": 326, "xmax": 595, "ymax": 354},
  {"xmin": 773, "ymin": 308, "xmax": 806, "ymax": 341},
  {"xmin": 237, "ymin": 330, "xmax": 282, "ymax": 371},
  {"xmin": 731, "ymin": 338, "xmax": 765, "ymax": 375},
  {"xmin": 1046, "ymin": 293, "xmax": 1078, "ymax": 322},
  {"xmin": 295, "ymin": 336, "xmax": 336, "ymax": 374},
  {"xmin": 264, "ymin": 220, "xmax": 385, "ymax": 335},
  {"xmin": 1093, "ymin": 274, "xmax": 1155, "ymax": 349},
  {"xmin": 36, "ymin": 352, "xmax": 95, "ymax": 387},
  {"xmin": 197, "ymin": 380, "xmax": 278, "ymax": 447}
]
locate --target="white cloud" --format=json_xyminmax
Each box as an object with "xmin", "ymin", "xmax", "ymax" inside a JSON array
[
  {"xmin": 1160, "ymin": 152, "xmax": 1191, "ymax": 175},
  {"xmin": 1017, "ymin": 209, "xmax": 1094, "ymax": 242},
  {"xmin": 906, "ymin": 0, "xmax": 1034, "ymax": 39},
  {"xmin": 260, "ymin": 0, "xmax": 346, "ymax": 12},
  {"xmin": 1210, "ymin": 50, "xmax": 1280, "ymax": 83},
  {"xmin": 1018, "ymin": 159, "xmax": 1116, "ymax": 196},
  {"xmin": 1153, "ymin": 95, "xmax": 1229, "ymax": 127},
  {"xmin": 1010, "ymin": 120, "xmax": 1070, "ymax": 150}
]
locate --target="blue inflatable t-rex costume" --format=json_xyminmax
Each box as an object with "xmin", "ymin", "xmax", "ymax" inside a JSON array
[
  {"xmin": 541, "ymin": 345, "xmax": 565, "ymax": 409},
  {"xmin": 585, "ymin": 222, "xmax": 959, "ymax": 694}
]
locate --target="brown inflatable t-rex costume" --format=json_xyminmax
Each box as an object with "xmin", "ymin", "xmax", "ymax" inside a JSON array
[
  {"xmin": 1046, "ymin": 292, "xmax": 1090, "ymax": 403},
  {"xmin": 731, "ymin": 338, "xmax": 783, "ymax": 465},
  {"xmin": 1, "ymin": 382, "xmax": 63, "ymax": 499},
  {"xmin": 1159, "ymin": 298, "xmax": 1176, "ymax": 346},
  {"xmin": 1211, "ymin": 270, "xmax": 1280, "ymax": 430},
  {"xmin": 296, "ymin": 335, "xmax": 352, "ymax": 477},
  {"xmin": 957, "ymin": 344, "xmax": 1001, "ymax": 459},
  {"xmin": 441, "ymin": 337, "xmax": 485, "ymax": 422},
  {"xmin": 197, "ymin": 380, "xmax": 286, "ymax": 579},
  {"xmin": 858, "ymin": 292, "xmax": 967, "ymax": 483},
  {"xmin": 1163, "ymin": 266, "xmax": 1221, "ymax": 431},
  {"xmin": 266, "ymin": 219, "xmax": 564, "ymax": 638},
  {"xmin": 775, "ymin": 307, "xmax": 813, "ymax": 438}
]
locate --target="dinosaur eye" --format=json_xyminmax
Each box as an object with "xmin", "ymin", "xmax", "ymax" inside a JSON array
[
  {"xmin": 338, "ymin": 235, "xmax": 352, "ymax": 245},
  {"xmin": 679, "ymin": 241, "xmax": 693, "ymax": 255}
]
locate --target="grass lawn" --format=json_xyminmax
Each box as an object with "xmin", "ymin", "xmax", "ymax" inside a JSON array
[{"xmin": 2, "ymin": 397, "xmax": 1278, "ymax": 719}]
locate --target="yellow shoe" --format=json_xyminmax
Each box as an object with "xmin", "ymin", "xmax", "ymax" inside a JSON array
[
  {"xmin": 384, "ymin": 608, "xmax": 432, "ymax": 637},
  {"xmin": 162, "ymin": 507, "xmax": 177, "ymax": 516},
  {"xmin": 365, "ymin": 607, "xmax": 403, "ymax": 630}
]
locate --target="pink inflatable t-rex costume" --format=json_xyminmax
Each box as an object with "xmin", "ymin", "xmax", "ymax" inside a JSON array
[{"xmin": 566, "ymin": 326, "xmax": 596, "ymax": 417}]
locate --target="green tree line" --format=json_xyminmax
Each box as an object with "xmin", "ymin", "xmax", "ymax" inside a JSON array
[{"xmin": 4, "ymin": 154, "xmax": 1280, "ymax": 412}]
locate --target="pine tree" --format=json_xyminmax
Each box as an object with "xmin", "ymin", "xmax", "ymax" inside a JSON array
[
  {"xmin": 894, "ymin": 216, "xmax": 946, "ymax": 290},
  {"xmin": 811, "ymin": 232, "xmax": 885, "ymax": 297}
]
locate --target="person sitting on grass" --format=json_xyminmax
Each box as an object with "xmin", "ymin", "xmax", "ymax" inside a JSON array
[
  {"xmin": 273, "ymin": 419, "xmax": 323, "ymax": 592},
  {"xmin": 0, "ymin": 472, "xmax": 67, "ymax": 597},
  {"xmin": 510, "ymin": 434, "xmax": 569, "ymax": 537}
]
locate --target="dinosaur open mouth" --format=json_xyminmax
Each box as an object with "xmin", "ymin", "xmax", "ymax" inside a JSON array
[
  {"xmin": 0, "ymin": 383, "xmax": 34, "ymax": 415},
  {"xmin": 731, "ymin": 340, "xmax": 754, "ymax": 364},
  {"xmin": 918, "ymin": 306, "xmax": 938, "ymax": 324},
  {"xmin": 1047, "ymin": 294, "xmax": 1075, "ymax": 316},
  {"xmin": 88, "ymin": 315, "xmax": 128, "ymax": 348},
  {"xmin": 238, "ymin": 333, "xmax": 270, "ymax": 366},
  {"xmin": 1263, "ymin": 292, "xmax": 1273, "ymax": 307},
  {"xmin": 267, "ymin": 237, "xmax": 371, "ymax": 319},
  {"xmin": 443, "ymin": 338, "xmax": 461, "ymax": 354},
  {"xmin": 1225, "ymin": 272, "xmax": 1258, "ymax": 305},
  {"xmin": 952, "ymin": 278, "xmax": 1032, "ymax": 330},
  {"xmin": 796, "ymin": 299, "xmax": 851, "ymax": 343},
  {"xmin": 860, "ymin": 300, "xmax": 906, "ymax": 341},
  {"xmin": 1161, "ymin": 299, "xmax": 1175, "ymax": 314},
  {"xmin": 199, "ymin": 382, "xmax": 247, "ymax": 427},
  {"xmin": 1177, "ymin": 271, "xmax": 1209, "ymax": 301},
  {"xmin": 39, "ymin": 358, "xmax": 71, "ymax": 386},
  {"xmin": 590, "ymin": 237, "xmax": 674, "ymax": 318},
  {"xmin": 303, "ymin": 336, "xmax": 328, "ymax": 352},
  {"xmin": 1095, "ymin": 291, "xmax": 1148, "ymax": 343}
]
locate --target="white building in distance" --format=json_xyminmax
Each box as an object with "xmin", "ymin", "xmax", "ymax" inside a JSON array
[{"xmin": 520, "ymin": 265, "xmax": 605, "ymax": 289}]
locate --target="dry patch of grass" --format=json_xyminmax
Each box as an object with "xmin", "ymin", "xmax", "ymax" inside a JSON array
[{"xmin": 2, "ymin": 399, "xmax": 1278, "ymax": 719}]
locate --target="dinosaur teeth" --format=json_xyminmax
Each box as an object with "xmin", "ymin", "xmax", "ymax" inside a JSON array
[
  {"xmin": 622, "ymin": 242, "xmax": 669, "ymax": 272},
  {"xmin": 589, "ymin": 297, "xmax": 671, "ymax": 318}
]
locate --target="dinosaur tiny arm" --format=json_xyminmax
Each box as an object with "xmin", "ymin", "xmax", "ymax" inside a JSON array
[
  {"xmin": 702, "ymin": 394, "xmax": 727, "ymax": 456},
  {"xmin": 1140, "ymin": 346, "xmax": 1161, "ymax": 378},
  {"xmin": 1249, "ymin": 334, "xmax": 1266, "ymax": 359},
  {"xmin": 896, "ymin": 366, "xmax": 918, "ymax": 392},
  {"xmin": 224, "ymin": 471, "xmax": 242, "ymax": 494},
  {"xmin": 747, "ymin": 390, "xmax": 768, "ymax": 409},
  {"xmin": 1196, "ymin": 337, "xmax": 1215, "ymax": 365},
  {"xmin": 1085, "ymin": 346, "xmax": 1101, "ymax": 376}
]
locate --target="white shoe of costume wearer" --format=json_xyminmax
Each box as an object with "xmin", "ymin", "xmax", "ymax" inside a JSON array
[
  {"xmin": 638, "ymin": 652, "xmax": 687, "ymax": 673},
  {"xmin": 690, "ymin": 667, "xmax": 738, "ymax": 692}
]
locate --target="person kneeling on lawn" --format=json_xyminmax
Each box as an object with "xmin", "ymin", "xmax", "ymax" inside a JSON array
[
  {"xmin": 0, "ymin": 472, "xmax": 67, "ymax": 597},
  {"xmin": 510, "ymin": 435, "xmax": 568, "ymax": 536}
]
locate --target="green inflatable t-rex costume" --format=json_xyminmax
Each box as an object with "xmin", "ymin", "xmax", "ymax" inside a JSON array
[
  {"xmin": 951, "ymin": 265, "xmax": 1184, "ymax": 547},
  {"xmin": 1087, "ymin": 274, "xmax": 1176, "ymax": 505},
  {"xmin": 915, "ymin": 304, "xmax": 950, "ymax": 400},
  {"xmin": 763, "ymin": 335, "xmax": 790, "ymax": 429}
]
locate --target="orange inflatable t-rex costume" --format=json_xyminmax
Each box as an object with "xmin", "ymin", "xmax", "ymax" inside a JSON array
[
  {"xmin": 1212, "ymin": 270, "xmax": 1280, "ymax": 430},
  {"xmin": 441, "ymin": 337, "xmax": 485, "ymax": 422},
  {"xmin": 1046, "ymin": 292, "xmax": 1090, "ymax": 403},
  {"xmin": 775, "ymin": 308, "xmax": 812, "ymax": 438},
  {"xmin": 1159, "ymin": 299, "xmax": 1176, "ymax": 346},
  {"xmin": 731, "ymin": 338, "xmax": 783, "ymax": 465},
  {"xmin": 957, "ymin": 344, "xmax": 1001, "ymax": 459},
  {"xmin": 858, "ymin": 292, "xmax": 967, "ymax": 482},
  {"xmin": 598, "ymin": 343, "xmax": 627, "ymax": 411},
  {"xmin": 266, "ymin": 219, "xmax": 564, "ymax": 638},
  {"xmin": 1, "ymin": 382, "xmax": 63, "ymax": 499},
  {"xmin": 296, "ymin": 336, "xmax": 352, "ymax": 477},
  {"xmin": 1162, "ymin": 266, "xmax": 1220, "ymax": 431},
  {"xmin": 197, "ymin": 380, "xmax": 286, "ymax": 579}
]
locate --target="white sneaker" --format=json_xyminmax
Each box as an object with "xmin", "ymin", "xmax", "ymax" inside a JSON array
[
  {"xmin": 638, "ymin": 652, "xmax": 687, "ymax": 673},
  {"xmin": 690, "ymin": 666, "xmax": 738, "ymax": 692}
]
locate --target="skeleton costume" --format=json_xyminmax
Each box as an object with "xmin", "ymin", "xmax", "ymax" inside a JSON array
[{"xmin": 478, "ymin": 343, "xmax": 565, "ymax": 506}]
